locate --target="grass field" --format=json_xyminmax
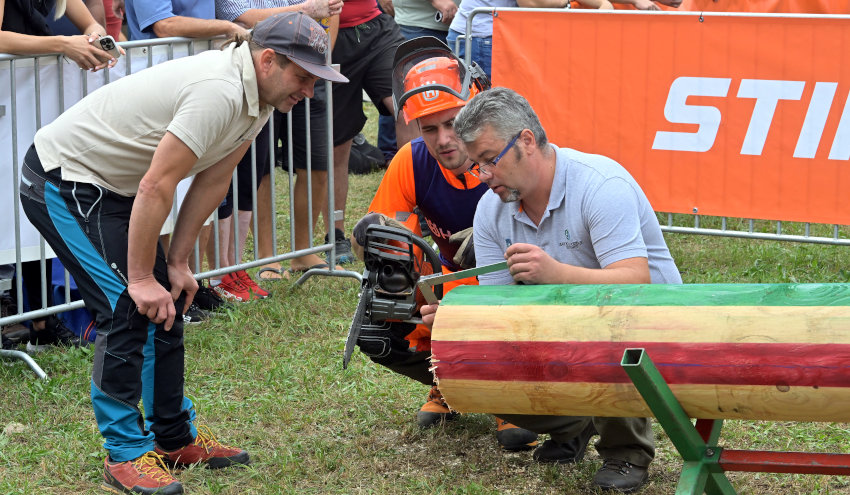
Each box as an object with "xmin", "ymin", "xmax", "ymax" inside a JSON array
[{"xmin": 2, "ymin": 106, "xmax": 850, "ymax": 494}]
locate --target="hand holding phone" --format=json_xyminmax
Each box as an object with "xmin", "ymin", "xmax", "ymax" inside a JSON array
[{"xmin": 96, "ymin": 35, "xmax": 121, "ymax": 59}]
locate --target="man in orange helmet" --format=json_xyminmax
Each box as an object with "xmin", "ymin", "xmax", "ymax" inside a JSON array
[{"xmin": 349, "ymin": 37, "xmax": 539, "ymax": 451}]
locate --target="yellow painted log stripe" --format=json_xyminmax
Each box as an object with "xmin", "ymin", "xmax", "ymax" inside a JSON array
[
  {"xmin": 432, "ymin": 305, "xmax": 850, "ymax": 344},
  {"xmin": 436, "ymin": 378, "xmax": 850, "ymax": 423}
]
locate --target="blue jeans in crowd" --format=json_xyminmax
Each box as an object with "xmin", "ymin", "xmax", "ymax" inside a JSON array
[{"xmin": 446, "ymin": 29, "xmax": 492, "ymax": 79}]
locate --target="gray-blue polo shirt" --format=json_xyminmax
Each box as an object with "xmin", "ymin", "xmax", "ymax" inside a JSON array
[{"xmin": 473, "ymin": 144, "xmax": 682, "ymax": 286}]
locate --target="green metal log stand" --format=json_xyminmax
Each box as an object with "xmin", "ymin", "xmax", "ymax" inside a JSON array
[{"xmin": 620, "ymin": 348, "xmax": 850, "ymax": 495}]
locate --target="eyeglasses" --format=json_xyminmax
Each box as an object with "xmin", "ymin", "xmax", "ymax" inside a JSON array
[{"xmin": 467, "ymin": 132, "xmax": 522, "ymax": 178}]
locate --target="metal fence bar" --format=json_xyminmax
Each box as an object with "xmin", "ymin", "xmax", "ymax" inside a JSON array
[
  {"xmin": 268, "ymin": 112, "xmax": 278, "ymax": 263},
  {"xmin": 657, "ymin": 213, "xmax": 850, "ymax": 245}
]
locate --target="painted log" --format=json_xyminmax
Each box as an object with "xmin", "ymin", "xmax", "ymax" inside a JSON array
[{"xmin": 430, "ymin": 283, "xmax": 850, "ymax": 422}]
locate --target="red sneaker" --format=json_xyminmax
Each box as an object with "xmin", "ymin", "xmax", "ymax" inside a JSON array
[
  {"xmin": 102, "ymin": 451, "xmax": 183, "ymax": 495},
  {"xmin": 235, "ymin": 270, "xmax": 270, "ymax": 299},
  {"xmin": 155, "ymin": 425, "xmax": 251, "ymax": 469},
  {"xmin": 213, "ymin": 272, "xmax": 252, "ymax": 302}
]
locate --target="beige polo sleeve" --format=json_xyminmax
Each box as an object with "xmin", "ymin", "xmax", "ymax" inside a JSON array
[{"xmin": 166, "ymin": 79, "xmax": 243, "ymax": 159}]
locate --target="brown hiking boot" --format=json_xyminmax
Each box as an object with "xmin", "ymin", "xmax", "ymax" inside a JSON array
[
  {"xmin": 102, "ymin": 451, "xmax": 183, "ymax": 495},
  {"xmin": 155, "ymin": 425, "xmax": 250, "ymax": 469}
]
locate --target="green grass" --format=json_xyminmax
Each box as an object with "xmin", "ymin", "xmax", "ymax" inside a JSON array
[{"xmin": 2, "ymin": 105, "xmax": 850, "ymax": 494}]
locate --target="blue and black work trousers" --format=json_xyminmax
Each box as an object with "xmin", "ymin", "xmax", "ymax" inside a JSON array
[{"xmin": 19, "ymin": 144, "xmax": 196, "ymax": 462}]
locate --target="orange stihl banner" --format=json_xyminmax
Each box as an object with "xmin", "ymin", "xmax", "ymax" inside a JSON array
[{"xmin": 492, "ymin": 11, "xmax": 850, "ymax": 224}]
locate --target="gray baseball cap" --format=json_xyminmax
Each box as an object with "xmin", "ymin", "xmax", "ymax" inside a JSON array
[{"xmin": 253, "ymin": 12, "xmax": 348, "ymax": 83}]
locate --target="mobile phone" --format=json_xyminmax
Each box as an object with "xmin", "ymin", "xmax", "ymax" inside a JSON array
[{"xmin": 97, "ymin": 35, "xmax": 121, "ymax": 59}]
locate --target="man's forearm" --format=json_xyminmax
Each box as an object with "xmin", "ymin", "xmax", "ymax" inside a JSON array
[
  {"xmin": 152, "ymin": 16, "xmax": 239, "ymax": 38},
  {"xmin": 552, "ymin": 260, "xmax": 650, "ymax": 285},
  {"xmin": 168, "ymin": 141, "xmax": 251, "ymax": 266},
  {"xmin": 235, "ymin": 6, "xmax": 304, "ymax": 27},
  {"xmin": 516, "ymin": 0, "xmax": 568, "ymax": 7},
  {"xmin": 168, "ymin": 179, "xmax": 230, "ymax": 267},
  {"xmin": 127, "ymin": 186, "xmax": 174, "ymax": 283}
]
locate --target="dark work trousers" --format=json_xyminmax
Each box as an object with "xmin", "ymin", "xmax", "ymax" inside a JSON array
[
  {"xmin": 374, "ymin": 349, "xmax": 434, "ymax": 386},
  {"xmin": 497, "ymin": 414, "xmax": 655, "ymax": 467},
  {"xmin": 19, "ymin": 144, "xmax": 196, "ymax": 462}
]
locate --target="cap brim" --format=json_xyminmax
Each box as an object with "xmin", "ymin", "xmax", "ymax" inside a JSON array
[{"xmin": 288, "ymin": 57, "xmax": 349, "ymax": 84}]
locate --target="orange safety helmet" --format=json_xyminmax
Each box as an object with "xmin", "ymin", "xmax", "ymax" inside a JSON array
[{"xmin": 392, "ymin": 37, "xmax": 490, "ymax": 124}]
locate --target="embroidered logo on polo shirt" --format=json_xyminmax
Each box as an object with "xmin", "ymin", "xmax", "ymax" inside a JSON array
[{"xmin": 559, "ymin": 228, "xmax": 582, "ymax": 249}]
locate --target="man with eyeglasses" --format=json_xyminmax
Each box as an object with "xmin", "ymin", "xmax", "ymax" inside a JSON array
[
  {"xmin": 426, "ymin": 87, "xmax": 682, "ymax": 493},
  {"xmin": 349, "ymin": 37, "xmax": 539, "ymax": 451}
]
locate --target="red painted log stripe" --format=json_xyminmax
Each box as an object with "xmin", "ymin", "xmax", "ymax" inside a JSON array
[{"xmin": 432, "ymin": 341, "xmax": 850, "ymax": 388}]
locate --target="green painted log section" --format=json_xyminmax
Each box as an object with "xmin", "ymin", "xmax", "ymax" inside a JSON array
[
  {"xmin": 430, "ymin": 283, "xmax": 850, "ymax": 422},
  {"xmin": 440, "ymin": 283, "xmax": 850, "ymax": 307}
]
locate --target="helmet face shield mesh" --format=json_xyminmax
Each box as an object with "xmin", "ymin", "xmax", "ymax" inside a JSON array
[{"xmin": 391, "ymin": 37, "xmax": 478, "ymax": 123}]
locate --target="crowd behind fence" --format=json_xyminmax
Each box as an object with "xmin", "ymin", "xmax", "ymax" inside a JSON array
[{"xmin": 0, "ymin": 36, "xmax": 360, "ymax": 376}]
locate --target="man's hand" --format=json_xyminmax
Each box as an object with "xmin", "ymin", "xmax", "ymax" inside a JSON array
[
  {"xmin": 653, "ymin": 0, "xmax": 681, "ymax": 6},
  {"xmin": 378, "ymin": 0, "xmax": 395, "ymax": 17},
  {"xmin": 225, "ymin": 21, "xmax": 250, "ymax": 38},
  {"xmin": 302, "ymin": 0, "xmax": 344, "ymax": 18},
  {"xmin": 420, "ymin": 302, "xmax": 440, "ymax": 329},
  {"xmin": 430, "ymin": 0, "xmax": 458, "ymax": 24},
  {"xmin": 449, "ymin": 227, "xmax": 475, "ymax": 270},
  {"xmin": 505, "ymin": 242, "xmax": 563, "ymax": 284},
  {"xmin": 630, "ymin": 0, "xmax": 661, "ymax": 9},
  {"xmin": 167, "ymin": 263, "xmax": 199, "ymax": 316},
  {"xmin": 128, "ymin": 277, "xmax": 176, "ymax": 330},
  {"xmin": 351, "ymin": 212, "xmax": 410, "ymax": 259}
]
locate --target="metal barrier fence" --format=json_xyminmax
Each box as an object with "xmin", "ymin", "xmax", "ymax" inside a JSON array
[{"xmin": 0, "ymin": 36, "xmax": 360, "ymax": 377}]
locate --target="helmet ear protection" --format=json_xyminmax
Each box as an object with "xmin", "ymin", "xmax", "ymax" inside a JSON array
[{"xmin": 391, "ymin": 37, "xmax": 491, "ymax": 124}]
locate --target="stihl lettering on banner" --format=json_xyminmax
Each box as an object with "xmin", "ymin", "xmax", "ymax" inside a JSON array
[{"xmin": 652, "ymin": 77, "xmax": 850, "ymax": 160}]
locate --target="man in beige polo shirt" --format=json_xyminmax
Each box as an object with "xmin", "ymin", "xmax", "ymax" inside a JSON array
[{"xmin": 19, "ymin": 12, "xmax": 347, "ymax": 495}]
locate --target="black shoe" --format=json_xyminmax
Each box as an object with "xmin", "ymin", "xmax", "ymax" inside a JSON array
[
  {"xmin": 2, "ymin": 321, "xmax": 29, "ymax": 346},
  {"xmin": 532, "ymin": 422, "xmax": 597, "ymax": 464},
  {"xmin": 495, "ymin": 417, "xmax": 539, "ymax": 451},
  {"xmin": 2, "ymin": 334, "xmax": 16, "ymax": 350},
  {"xmin": 194, "ymin": 285, "xmax": 227, "ymax": 313},
  {"xmin": 593, "ymin": 459, "xmax": 649, "ymax": 493},
  {"xmin": 182, "ymin": 303, "xmax": 209, "ymax": 325},
  {"xmin": 326, "ymin": 228, "xmax": 356, "ymax": 264},
  {"xmin": 26, "ymin": 316, "xmax": 85, "ymax": 352},
  {"xmin": 349, "ymin": 134, "xmax": 386, "ymax": 175},
  {"xmin": 416, "ymin": 386, "xmax": 459, "ymax": 428}
]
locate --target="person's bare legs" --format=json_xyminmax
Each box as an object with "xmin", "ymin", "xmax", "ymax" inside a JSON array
[
  {"xmin": 254, "ymin": 174, "xmax": 284, "ymax": 278},
  {"xmin": 159, "ymin": 233, "xmax": 171, "ymax": 253},
  {"xmin": 331, "ymin": 139, "xmax": 353, "ymax": 235},
  {"xmin": 291, "ymin": 168, "xmax": 342, "ymax": 272},
  {"xmin": 212, "ymin": 215, "xmax": 234, "ymax": 286},
  {"xmin": 235, "ymin": 210, "xmax": 252, "ymax": 265},
  {"xmin": 204, "ymin": 220, "xmax": 221, "ymax": 275},
  {"xmin": 189, "ymin": 224, "xmax": 211, "ymax": 273}
]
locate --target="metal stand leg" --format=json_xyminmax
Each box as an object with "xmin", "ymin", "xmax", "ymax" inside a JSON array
[
  {"xmin": 621, "ymin": 348, "xmax": 736, "ymax": 495},
  {"xmin": 0, "ymin": 349, "xmax": 48, "ymax": 379}
]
